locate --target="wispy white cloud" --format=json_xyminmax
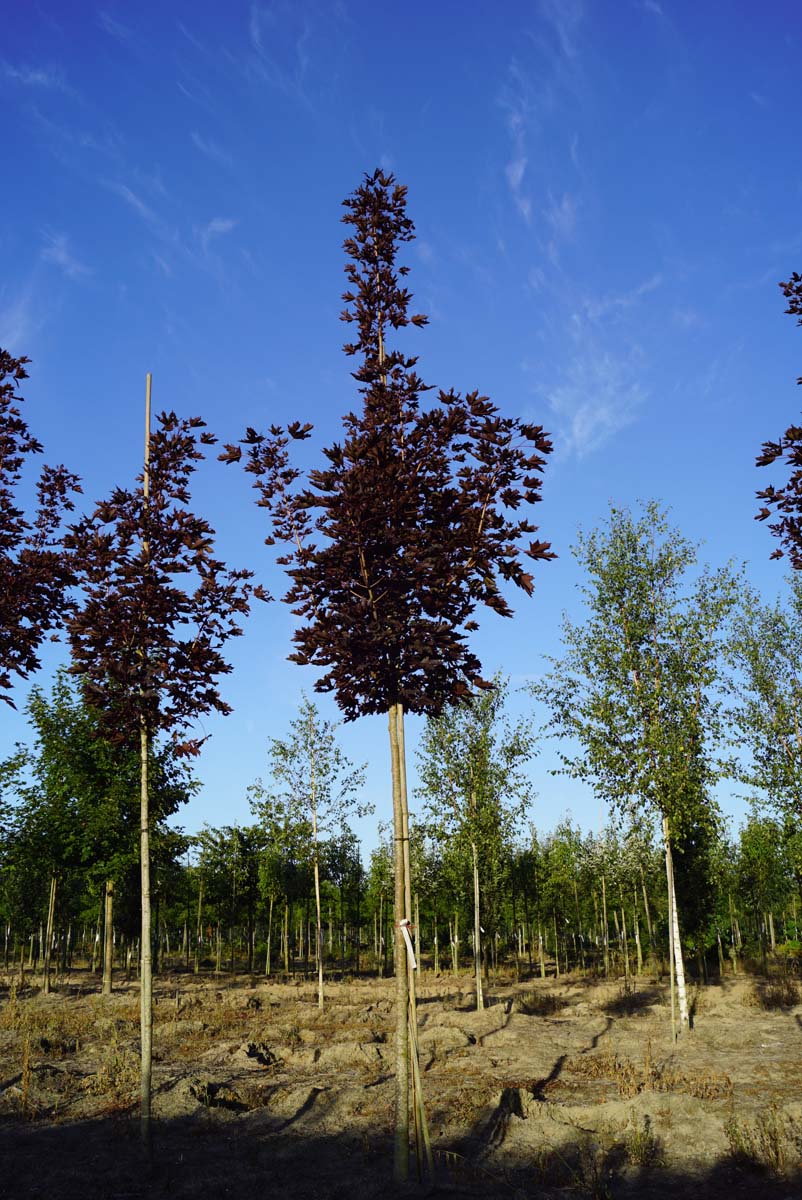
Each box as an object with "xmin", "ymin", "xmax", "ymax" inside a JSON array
[
  {"xmin": 247, "ymin": 3, "xmax": 316, "ymax": 110},
  {"xmin": 1, "ymin": 61, "xmax": 71, "ymax": 92},
  {"xmin": 499, "ymin": 62, "xmax": 535, "ymax": 223},
  {"xmin": 580, "ymin": 273, "xmax": 662, "ymax": 323},
  {"xmin": 544, "ymin": 191, "xmax": 578, "ymax": 244},
  {"xmin": 152, "ymin": 253, "xmax": 173, "ymax": 278},
  {"xmin": 641, "ymin": 0, "xmax": 664, "ymax": 16},
  {"xmin": 191, "ymin": 131, "xmax": 233, "ymax": 167},
  {"xmin": 505, "ymin": 156, "xmax": 531, "ymax": 223},
  {"xmin": 0, "ymin": 275, "xmax": 42, "ymax": 351},
  {"xmin": 672, "ymin": 307, "xmax": 700, "ymax": 329},
  {"xmin": 539, "ymin": 0, "xmax": 583, "ymax": 60},
  {"xmin": 104, "ymin": 180, "xmax": 159, "ymax": 225},
  {"xmin": 498, "ymin": 0, "xmax": 585, "ymax": 229},
  {"xmin": 248, "ymin": 3, "xmax": 265, "ymax": 54},
  {"xmin": 98, "ymin": 11, "xmax": 133, "ymax": 44},
  {"xmin": 197, "ymin": 217, "xmax": 237, "ymax": 255},
  {"xmin": 40, "ymin": 230, "xmax": 90, "ymax": 280},
  {"xmin": 543, "ymin": 349, "xmax": 645, "ymax": 459},
  {"xmin": 31, "ymin": 105, "xmax": 123, "ymax": 162}
]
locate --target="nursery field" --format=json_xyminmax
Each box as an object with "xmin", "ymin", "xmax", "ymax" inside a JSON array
[{"xmin": 1, "ymin": 968, "xmax": 800, "ymax": 1199}]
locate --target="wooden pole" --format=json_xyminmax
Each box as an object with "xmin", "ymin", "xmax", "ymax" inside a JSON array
[{"xmin": 140, "ymin": 373, "xmax": 153, "ymax": 1149}]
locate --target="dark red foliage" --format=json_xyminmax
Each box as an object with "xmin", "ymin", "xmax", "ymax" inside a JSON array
[
  {"xmin": 0, "ymin": 349, "xmax": 81, "ymax": 706},
  {"xmin": 224, "ymin": 170, "xmax": 554, "ymax": 720},
  {"xmin": 67, "ymin": 411, "xmax": 261, "ymax": 755},
  {"xmin": 756, "ymin": 273, "xmax": 802, "ymax": 566}
]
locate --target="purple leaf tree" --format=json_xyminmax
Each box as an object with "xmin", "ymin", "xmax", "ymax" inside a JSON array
[
  {"xmin": 223, "ymin": 171, "xmax": 554, "ymax": 1181},
  {"xmin": 757, "ymin": 273, "xmax": 802, "ymax": 564},
  {"xmin": 0, "ymin": 349, "xmax": 81, "ymax": 704},
  {"xmin": 66, "ymin": 381, "xmax": 261, "ymax": 1144}
]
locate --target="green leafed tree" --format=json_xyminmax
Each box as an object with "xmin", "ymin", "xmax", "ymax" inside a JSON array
[
  {"xmin": 248, "ymin": 696, "xmax": 367, "ymax": 1007},
  {"xmin": 531, "ymin": 501, "xmax": 737, "ymax": 1032},
  {"xmin": 418, "ymin": 677, "xmax": 534, "ymax": 1009},
  {"xmin": 727, "ymin": 577, "xmax": 802, "ymax": 821}
]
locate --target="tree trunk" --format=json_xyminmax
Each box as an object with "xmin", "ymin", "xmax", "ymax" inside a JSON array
[
  {"xmin": 471, "ymin": 841, "xmax": 484, "ymax": 1010},
  {"xmin": 102, "ymin": 880, "xmax": 114, "ymax": 996},
  {"xmin": 601, "ymin": 874, "xmax": 610, "ymax": 977},
  {"xmin": 91, "ymin": 894, "xmax": 103, "ymax": 974},
  {"xmin": 633, "ymin": 889, "xmax": 643, "ymax": 976},
  {"xmin": 42, "ymin": 874, "xmax": 56, "ymax": 995},
  {"xmin": 265, "ymin": 893, "xmax": 274, "ymax": 976},
  {"xmin": 194, "ymin": 878, "xmax": 204, "ymax": 975},
  {"xmin": 663, "ymin": 816, "xmax": 689, "ymax": 1032},
  {"xmin": 414, "ymin": 893, "xmax": 420, "ymax": 972},
  {"xmin": 396, "ymin": 704, "xmax": 432, "ymax": 1180},
  {"xmin": 283, "ymin": 901, "xmax": 290, "ymax": 975},
  {"xmin": 433, "ymin": 911, "xmax": 439, "ymax": 975},
  {"xmin": 388, "ymin": 702, "xmax": 410, "ymax": 1182},
  {"xmin": 140, "ymin": 720, "xmax": 153, "ymax": 1147},
  {"xmin": 640, "ymin": 863, "xmax": 655, "ymax": 968},
  {"xmin": 621, "ymin": 905, "xmax": 631, "ymax": 986}
]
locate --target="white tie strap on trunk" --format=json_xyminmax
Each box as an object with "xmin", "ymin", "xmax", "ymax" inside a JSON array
[{"xmin": 399, "ymin": 917, "xmax": 417, "ymax": 970}]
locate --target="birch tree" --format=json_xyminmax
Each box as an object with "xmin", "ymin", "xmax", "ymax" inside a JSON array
[
  {"xmin": 248, "ymin": 696, "xmax": 366, "ymax": 1007},
  {"xmin": 727, "ymin": 578, "xmax": 802, "ymax": 822},
  {"xmin": 532, "ymin": 502, "xmax": 736, "ymax": 1032},
  {"xmin": 418, "ymin": 679, "xmax": 533, "ymax": 1009}
]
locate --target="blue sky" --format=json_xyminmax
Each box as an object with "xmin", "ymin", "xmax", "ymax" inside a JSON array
[{"xmin": 2, "ymin": 1, "xmax": 801, "ymax": 851}]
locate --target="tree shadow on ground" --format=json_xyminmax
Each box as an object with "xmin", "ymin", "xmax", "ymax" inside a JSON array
[
  {"xmin": 600, "ymin": 987, "xmax": 661, "ymax": 1017},
  {"xmin": 2, "ymin": 1111, "xmax": 801, "ymax": 1200}
]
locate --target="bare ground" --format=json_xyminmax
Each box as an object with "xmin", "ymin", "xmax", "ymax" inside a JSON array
[{"xmin": 1, "ymin": 967, "xmax": 801, "ymax": 1199}]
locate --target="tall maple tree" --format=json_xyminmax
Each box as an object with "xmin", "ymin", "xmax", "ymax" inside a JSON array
[
  {"xmin": 224, "ymin": 170, "xmax": 554, "ymax": 1179},
  {"xmin": 0, "ymin": 349, "xmax": 80, "ymax": 704},
  {"xmin": 66, "ymin": 393, "xmax": 259, "ymax": 1143},
  {"xmin": 756, "ymin": 272, "xmax": 802, "ymax": 562}
]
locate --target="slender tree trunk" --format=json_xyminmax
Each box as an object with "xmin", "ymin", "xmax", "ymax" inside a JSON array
[
  {"xmin": 102, "ymin": 880, "xmax": 114, "ymax": 996},
  {"xmin": 265, "ymin": 894, "xmax": 274, "ymax": 976},
  {"xmin": 471, "ymin": 841, "xmax": 484, "ymax": 1010},
  {"xmin": 573, "ymin": 879, "xmax": 585, "ymax": 970},
  {"xmin": 633, "ymin": 889, "xmax": 643, "ymax": 976},
  {"xmin": 553, "ymin": 911, "xmax": 560, "ymax": 978},
  {"xmin": 194, "ymin": 878, "xmax": 203, "ymax": 975},
  {"xmin": 283, "ymin": 901, "xmax": 290, "ymax": 975},
  {"xmin": 42, "ymin": 875, "xmax": 56, "ymax": 995},
  {"xmin": 388, "ymin": 702, "xmax": 410, "ymax": 1182},
  {"xmin": 663, "ymin": 816, "xmax": 689, "ymax": 1032},
  {"xmin": 601, "ymin": 874, "xmax": 609, "ymax": 977},
  {"xmin": 433, "ymin": 911, "xmax": 439, "ymax": 975},
  {"xmin": 313, "ymin": 855, "xmax": 324, "ymax": 1007},
  {"xmin": 140, "ymin": 720, "xmax": 153, "ymax": 1146},
  {"xmin": 91, "ymin": 894, "xmax": 103, "ymax": 974},
  {"xmin": 396, "ymin": 705, "xmax": 432, "ymax": 1180},
  {"xmin": 640, "ymin": 863, "xmax": 655, "ymax": 968},
  {"xmin": 414, "ymin": 893, "xmax": 420, "ymax": 971}
]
